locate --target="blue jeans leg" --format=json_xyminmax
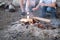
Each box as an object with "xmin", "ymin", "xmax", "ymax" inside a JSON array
[
  {"xmin": 47, "ymin": 7, "xmax": 56, "ymax": 18},
  {"xmin": 40, "ymin": 6, "xmax": 47, "ymax": 18}
]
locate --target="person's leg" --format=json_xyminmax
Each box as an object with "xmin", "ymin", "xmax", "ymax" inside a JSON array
[
  {"xmin": 20, "ymin": 0, "xmax": 25, "ymax": 12},
  {"xmin": 25, "ymin": 0, "xmax": 36, "ymax": 12},
  {"xmin": 25, "ymin": 3, "xmax": 31, "ymax": 12},
  {"xmin": 46, "ymin": 7, "xmax": 56, "ymax": 18},
  {"xmin": 20, "ymin": 0, "xmax": 26, "ymax": 16},
  {"xmin": 40, "ymin": 6, "xmax": 47, "ymax": 18}
]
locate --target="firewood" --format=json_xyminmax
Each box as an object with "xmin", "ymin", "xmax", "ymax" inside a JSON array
[
  {"xmin": 33, "ymin": 17, "xmax": 51, "ymax": 23},
  {"xmin": 20, "ymin": 18, "xmax": 33, "ymax": 23},
  {"xmin": 37, "ymin": 24, "xmax": 45, "ymax": 29}
]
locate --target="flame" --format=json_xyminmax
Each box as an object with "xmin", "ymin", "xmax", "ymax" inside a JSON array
[{"xmin": 27, "ymin": 12, "xmax": 29, "ymax": 19}]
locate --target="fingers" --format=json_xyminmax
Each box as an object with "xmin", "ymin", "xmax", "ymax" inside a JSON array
[{"xmin": 32, "ymin": 8, "xmax": 38, "ymax": 11}]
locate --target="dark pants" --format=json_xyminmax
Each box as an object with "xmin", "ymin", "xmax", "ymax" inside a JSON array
[{"xmin": 40, "ymin": 6, "xmax": 56, "ymax": 18}]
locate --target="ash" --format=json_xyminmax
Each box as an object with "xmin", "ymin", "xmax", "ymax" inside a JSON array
[{"xmin": 0, "ymin": 20, "xmax": 60, "ymax": 40}]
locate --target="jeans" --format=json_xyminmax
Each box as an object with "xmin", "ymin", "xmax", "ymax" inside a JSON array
[{"xmin": 40, "ymin": 6, "xmax": 56, "ymax": 18}]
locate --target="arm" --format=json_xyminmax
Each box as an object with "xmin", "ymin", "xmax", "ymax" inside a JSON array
[
  {"xmin": 32, "ymin": 0, "xmax": 56, "ymax": 11},
  {"xmin": 32, "ymin": 0, "xmax": 43, "ymax": 11},
  {"xmin": 45, "ymin": 2, "xmax": 56, "ymax": 7},
  {"xmin": 42, "ymin": 0, "xmax": 56, "ymax": 7},
  {"xmin": 35, "ymin": 0, "xmax": 43, "ymax": 9}
]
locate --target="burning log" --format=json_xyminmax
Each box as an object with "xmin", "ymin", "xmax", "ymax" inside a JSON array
[
  {"xmin": 37, "ymin": 23, "xmax": 45, "ymax": 29},
  {"xmin": 20, "ymin": 12, "xmax": 34, "ymax": 25},
  {"xmin": 20, "ymin": 18, "xmax": 33, "ymax": 25},
  {"xmin": 20, "ymin": 18, "xmax": 33, "ymax": 22},
  {"xmin": 33, "ymin": 17, "xmax": 51, "ymax": 23},
  {"xmin": 20, "ymin": 17, "xmax": 51, "ymax": 23},
  {"xmin": 20, "ymin": 11, "xmax": 51, "ymax": 29},
  {"xmin": 20, "ymin": 16, "xmax": 51, "ymax": 25}
]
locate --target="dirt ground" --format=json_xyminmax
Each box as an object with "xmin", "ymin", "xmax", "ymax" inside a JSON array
[{"xmin": 0, "ymin": 0, "xmax": 60, "ymax": 40}]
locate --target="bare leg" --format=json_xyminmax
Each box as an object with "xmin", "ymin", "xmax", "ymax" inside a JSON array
[
  {"xmin": 25, "ymin": 0, "xmax": 30, "ymax": 12},
  {"xmin": 20, "ymin": 0, "xmax": 25, "ymax": 12}
]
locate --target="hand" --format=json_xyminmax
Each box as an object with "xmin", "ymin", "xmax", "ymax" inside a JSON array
[
  {"xmin": 40, "ymin": 3, "xmax": 46, "ymax": 6},
  {"xmin": 32, "ymin": 7, "xmax": 38, "ymax": 11}
]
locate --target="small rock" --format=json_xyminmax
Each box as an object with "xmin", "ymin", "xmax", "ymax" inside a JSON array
[
  {"xmin": 8, "ymin": 4, "xmax": 16, "ymax": 12},
  {"xmin": 0, "ymin": 2, "xmax": 6, "ymax": 7},
  {"xmin": 57, "ymin": 2, "xmax": 60, "ymax": 7},
  {"xmin": 12, "ymin": 0, "xmax": 20, "ymax": 7},
  {"xmin": 51, "ymin": 19, "xmax": 60, "ymax": 28},
  {"xmin": 2, "ymin": 2, "xmax": 9, "ymax": 9}
]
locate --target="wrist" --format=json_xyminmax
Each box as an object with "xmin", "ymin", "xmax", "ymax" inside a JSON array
[
  {"xmin": 44, "ymin": 4, "xmax": 47, "ymax": 6},
  {"xmin": 36, "ymin": 6, "xmax": 39, "ymax": 9},
  {"xmin": 45, "ymin": 4, "xmax": 48, "ymax": 6}
]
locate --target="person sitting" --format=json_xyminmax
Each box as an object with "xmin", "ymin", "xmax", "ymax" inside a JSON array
[{"xmin": 32, "ymin": 0, "xmax": 56, "ymax": 18}]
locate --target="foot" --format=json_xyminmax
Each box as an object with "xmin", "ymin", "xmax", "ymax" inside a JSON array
[{"xmin": 21, "ymin": 12, "xmax": 26, "ymax": 16}]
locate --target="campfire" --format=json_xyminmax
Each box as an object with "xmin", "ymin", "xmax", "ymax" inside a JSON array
[{"xmin": 20, "ymin": 12, "xmax": 52, "ymax": 29}]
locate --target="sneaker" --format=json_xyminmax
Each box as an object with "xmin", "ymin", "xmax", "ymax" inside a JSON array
[{"xmin": 21, "ymin": 12, "xmax": 26, "ymax": 16}]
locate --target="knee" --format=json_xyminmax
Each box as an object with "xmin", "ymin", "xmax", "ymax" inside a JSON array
[
  {"xmin": 40, "ymin": 6, "xmax": 46, "ymax": 8},
  {"xmin": 40, "ymin": 6, "xmax": 46, "ymax": 11},
  {"xmin": 47, "ymin": 7, "xmax": 52, "ymax": 12},
  {"xmin": 47, "ymin": 7, "xmax": 56, "ymax": 13}
]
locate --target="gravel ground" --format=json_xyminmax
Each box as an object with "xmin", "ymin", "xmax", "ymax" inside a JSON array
[{"xmin": 0, "ymin": 20, "xmax": 60, "ymax": 40}]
